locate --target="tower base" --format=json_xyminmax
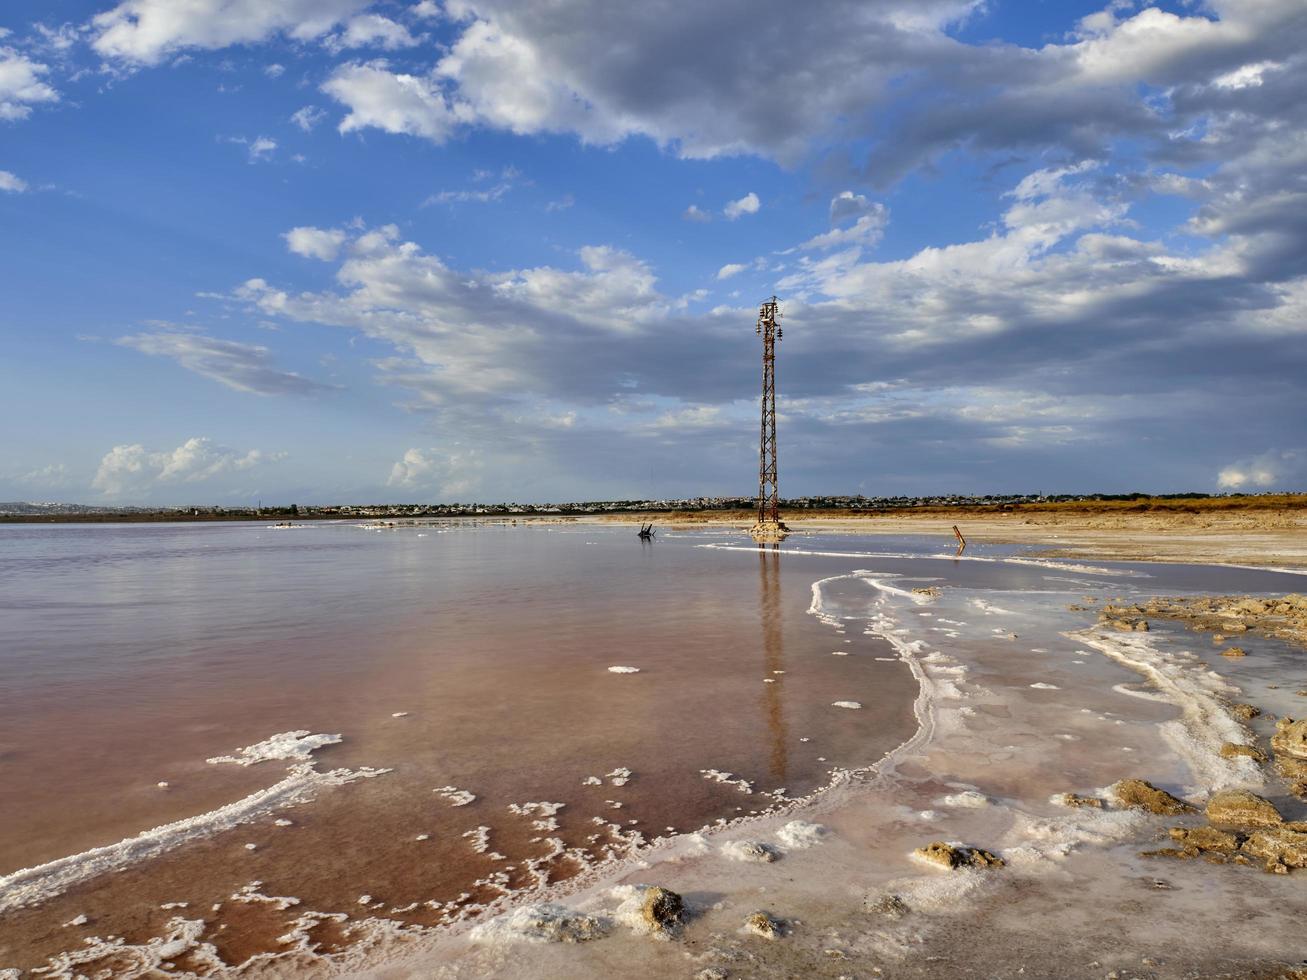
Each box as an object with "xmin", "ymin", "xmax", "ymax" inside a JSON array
[{"xmin": 749, "ymin": 519, "xmax": 790, "ymax": 542}]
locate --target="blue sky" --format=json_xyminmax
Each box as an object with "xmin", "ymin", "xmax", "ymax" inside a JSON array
[{"xmin": 2, "ymin": 0, "xmax": 1305, "ymax": 504}]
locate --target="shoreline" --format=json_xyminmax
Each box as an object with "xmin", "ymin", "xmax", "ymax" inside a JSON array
[{"xmin": 596, "ymin": 510, "xmax": 1307, "ymax": 570}]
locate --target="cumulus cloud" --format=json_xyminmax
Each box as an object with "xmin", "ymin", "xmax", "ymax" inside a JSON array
[
  {"xmin": 284, "ymin": 225, "xmax": 346, "ymax": 260},
  {"xmin": 323, "ymin": 61, "xmax": 465, "ymax": 140},
  {"xmin": 89, "ymin": 0, "xmax": 369, "ymax": 65},
  {"xmin": 387, "ymin": 446, "xmax": 480, "ymax": 496},
  {"xmin": 92, "ymin": 437, "xmax": 285, "ymax": 496},
  {"xmin": 1217, "ymin": 450, "xmax": 1303, "ymax": 490},
  {"xmin": 116, "ymin": 330, "xmax": 336, "ymax": 395},
  {"xmin": 682, "ymin": 203, "xmax": 711, "ymax": 223},
  {"xmin": 723, "ymin": 191, "xmax": 760, "ymax": 220},
  {"xmin": 327, "ymin": 14, "xmax": 419, "ymax": 51},
  {"xmin": 0, "ymin": 47, "xmax": 59, "ymax": 121},
  {"xmin": 716, "ymin": 262, "xmax": 747, "ymax": 280},
  {"xmin": 0, "ymin": 169, "xmax": 27, "ymax": 192},
  {"xmin": 801, "ymin": 192, "xmax": 889, "ymax": 250}
]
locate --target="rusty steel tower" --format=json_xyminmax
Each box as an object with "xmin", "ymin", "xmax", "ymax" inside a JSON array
[{"xmin": 752, "ymin": 297, "xmax": 788, "ymax": 540}]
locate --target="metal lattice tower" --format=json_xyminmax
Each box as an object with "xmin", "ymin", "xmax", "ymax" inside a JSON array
[{"xmin": 755, "ymin": 297, "xmax": 783, "ymax": 526}]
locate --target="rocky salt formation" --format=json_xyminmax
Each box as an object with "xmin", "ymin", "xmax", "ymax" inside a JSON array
[
  {"xmin": 866, "ymin": 893, "xmax": 911, "ymax": 919},
  {"xmin": 1141, "ymin": 787, "xmax": 1307, "ymax": 873},
  {"xmin": 1130, "ymin": 594, "xmax": 1307, "ymax": 647},
  {"xmin": 913, "ymin": 841, "xmax": 1004, "ymax": 870},
  {"xmin": 1056, "ymin": 793, "xmax": 1105, "ymax": 809},
  {"xmin": 1098, "ymin": 605, "xmax": 1150, "ymax": 631},
  {"xmin": 743, "ymin": 911, "xmax": 784, "ymax": 940},
  {"xmin": 1206, "ymin": 790, "xmax": 1283, "ymax": 829},
  {"xmin": 1112, "ymin": 779, "xmax": 1196, "ymax": 815},
  {"xmin": 1220, "ymin": 742, "xmax": 1268, "ymax": 764}
]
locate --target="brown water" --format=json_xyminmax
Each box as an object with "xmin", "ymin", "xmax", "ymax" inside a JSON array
[{"xmin": 0, "ymin": 521, "xmax": 919, "ymax": 971}]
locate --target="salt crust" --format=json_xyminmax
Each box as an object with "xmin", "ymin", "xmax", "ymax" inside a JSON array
[
  {"xmin": 435, "ymin": 786, "xmax": 476, "ymax": 807},
  {"xmin": 0, "ymin": 732, "xmax": 386, "ymax": 915},
  {"xmin": 467, "ymin": 903, "xmax": 610, "ymax": 945},
  {"xmin": 776, "ymin": 820, "xmax": 828, "ymax": 849},
  {"xmin": 831, "ymin": 701, "xmax": 862, "ymax": 709},
  {"xmin": 607, "ymin": 666, "xmax": 640, "ymax": 674}
]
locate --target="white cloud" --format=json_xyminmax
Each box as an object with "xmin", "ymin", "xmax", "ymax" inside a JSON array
[
  {"xmin": 802, "ymin": 193, "xmax": 890, "ymax": 250},
  {"xmin": 413, "ymin": 1, "xmax": 443, "ymax": 20},
  {"xmin": 328, "ymin": 14, "xmax": 419, "ymax": 51},
  {"xmin": 723, "ymin": 191, "xmax": 760, "ymax": 220},
  {"xmin": 0, "ymin": 169, "xmax": 27, "ymax": 192},
  {"xmin": 116, "ymin": 329, "xmax": 335, "ymax": 394},
  {"xmin": 683, "ymin": 204, "xmax": 711, "ymax": 223},
  {"xmin": 0, "ymin": 47, "xmax": 59, "ymax": 121},
  {"xmin": 284, "ymin": 226, "xmax": 346, "ymax": 260},
  {"xmin": 89, "ymin": 0, "xmax": 369, "ymax": 65},
  {"xmin": 264, "ymin": 62, "xmax": 285, "ymax": 78},
  {"xmin": 248, "ymin": 136, "xmax": 276, "ymax": 162},
  {"xmin": 92, "ymin": 437, "xmax": 285, "ymax": 496},
  {"xmin": 290, "ymin": 105, "xmax": 327, "ymax": 131},
  {"xmin": 1217, "ymin": 450, "xmax": 1302, "ymax": 490},
  {"xmin": 387, "ymin": 447, "xmax": 480, "ymax": 496},
  {"xmin": 716, "ymin": 262, "xmax": 748, "ymax": 280},
  {"xmin": 322, "ymin": 61, "xmax": 465, "ymax": 141},
  {"xmin": 15, "ymin": 463, "xmax": 71, "ymax": 488}
]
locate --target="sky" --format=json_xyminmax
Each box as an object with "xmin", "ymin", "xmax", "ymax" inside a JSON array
[{"xmin": 1, "ymin": 0, "xmax": 1305, "ymax": 505}]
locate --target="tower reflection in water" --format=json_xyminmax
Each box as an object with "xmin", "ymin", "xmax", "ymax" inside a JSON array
[{"xmin": 758, "ymin": 543, "xmax": 788, "ymax": 784}]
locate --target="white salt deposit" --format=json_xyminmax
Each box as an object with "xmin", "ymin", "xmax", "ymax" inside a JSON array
[
  {"xmin": 938, "ymin": 790, "xmax": 991, "ymax": 808},
  {"xmin": 273, "ymin": 819, "xmax": 293, "ymax": 827},
  {"xmin": 415, "ymin": 834, "xmax": 430, "ymax": 841},
  {"xmin": 391, "ymin": 712, "xmax": 409, "ymax": 718},
  {"xmin": 831, "ymin": 701, "xmax": 862, "ymax": 709},
  {"xmin": 831, "ymin": 650, "xmax": 849, "ymax": 656},
  {"xmin": 721, "ymin": 839, "xmax": 778, "ymax": 863},
  {"xmin": 468, "ymin": 903, "xmax": 610, "ymax": 945},
  {"xmin": 1029, "ymin": 682, "xmax": 1061, "ymax": 690},
  {"xmin": 606, "ymin": 768, "xmax": 632, "ymax": 787},
  {"xmin": 205, "ymin": 731, "xmax": 342, "ymax": 767},
  {"xmin": 156, "ymin": 782, "xmax": 169, "ymax": 789},
  {"xmin": 63, "ymin": 914, "xmax": 88, "ymax": 927},
  {"xmin": 581, "ymin": 776, "xmax": 603, "ymax": 786},
  {"xmin": 776, "ymin": 820, "xmax": 828, "ymax": 849},
  {"xmin": 607, "ymin": 666, "xmax": 640, "ymax": 674},
  {"xmin": 435, "ymin": 786, "xmax": 476, "ymax": 807}
]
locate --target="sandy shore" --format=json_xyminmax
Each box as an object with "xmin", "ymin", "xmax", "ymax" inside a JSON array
[{"xmin": 598, "ymin": 505, "xmax": 1307, "ymax": 568}]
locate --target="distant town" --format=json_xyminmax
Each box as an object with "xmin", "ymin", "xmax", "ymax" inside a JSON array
[{"xmin": 0, "ymin": 491, "xmax": 1293, "ymax": 522}]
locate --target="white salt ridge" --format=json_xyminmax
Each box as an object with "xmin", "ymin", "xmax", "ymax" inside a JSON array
[
  {"xmin": 831, "ymin": 701, "xmax": 862, "ymax": 709},
  {"xmin": 1029, "ymin": 682, "xmax": 1060, "ymax": 690},
  {"xmin": 463, "ymin": 826, "xmax": 493, "ymax": 854},
  {"xmin": 606, "ymin": 767, "xmax": 632, "ymax": 786},
  {"xmin": 274, "ymin": 819, "xmax": 293, "ymax": 827},
  {"xmin": 63, "ymin": 914, "xmax": 88, "ymax": 927},
  {"xmin": 391, "ymin": 712, "xmax": 409, "ymax": 718},
  {"xmin": 607, "ymin": 666, "xmax": 640, "ymax": 674},
  {"xmin": 205, "ymin": 730, "xmax": 342, "ymax": 767},
  {"xmin": 1076, "ymin": 628, "xmax": 1262, "ymax": 794},
  {"xmin": 0, "ymin": 733, "xmax": 386, "ymax": 915},
  {"xmin": 581, "ymin": 776, "xmax": 603, "ymax": 786},
  {"xmin": 830, "ymin": 650, "xmax": 849, "ymax": 656},
  {"xmin": 435, "ymin": 786, "xmax": 477, "ymax": 807},
  {"xmin": 776, "ymin": 820, "xmax": 828, "ymax": 849}
]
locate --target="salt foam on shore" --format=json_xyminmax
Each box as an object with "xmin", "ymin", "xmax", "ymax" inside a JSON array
[{"xmin": 0, "ymin": 732, "xmax": 386, "ymax": 915}]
